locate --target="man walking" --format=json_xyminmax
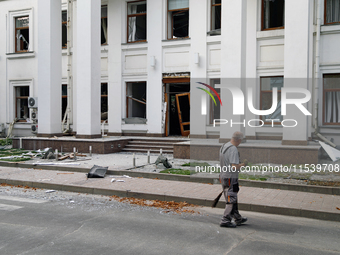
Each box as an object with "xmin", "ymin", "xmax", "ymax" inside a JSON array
[{"xmin": 219, "ymin": 131, "xmax": 247, "ymax": 228}]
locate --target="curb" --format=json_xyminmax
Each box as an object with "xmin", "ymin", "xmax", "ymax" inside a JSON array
[
  {"xmin": 1, "ymin": 161, "xmax": 340, "ymax": 195},
  {"xmin": 0, "ymin": 178, "xmax": 339, "ymax": 222}
]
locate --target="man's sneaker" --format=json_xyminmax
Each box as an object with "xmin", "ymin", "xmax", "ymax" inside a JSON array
[
  {"xmin": 235, "ymin": 217, "xmax": 248, "ymax": 226},
  {"xmin": 220, "ymin": 222, "xmax": 237, "ymax": 228}
]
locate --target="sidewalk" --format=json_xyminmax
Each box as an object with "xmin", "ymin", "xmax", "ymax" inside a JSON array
[{"xmin": 0, "ymin": 165, "xmax": 339, "ymax": 222}]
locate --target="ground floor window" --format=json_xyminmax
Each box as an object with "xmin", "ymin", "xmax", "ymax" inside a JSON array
[
  {"xmin": 126, "ymin": 82, "xmax": 147, "ymax": 119},
  {"xmin": 101, "ymin": 83, "xmax": 108, "ymax": 121},
  {"xmin": 15, "ymin": 86, "xmax": 29, "ymax": 121},
  {"xmin": 323, "ymin": 74, "xmax": 340, "ymax": 125},
  {"xmin": 210, "ymin": 79, "xmax": 220, "ymax": 124},
  {"xmin": 260, "ymin": 76, "xmax": 283, "ymax": 123}
]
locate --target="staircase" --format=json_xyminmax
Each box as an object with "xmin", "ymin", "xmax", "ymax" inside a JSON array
[{"xmin": 121, "ymin": 139, "xmax": 186, "ymax": 154}]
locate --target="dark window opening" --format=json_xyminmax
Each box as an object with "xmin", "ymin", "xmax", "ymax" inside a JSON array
[
  {"xmin": 62, "ymin": 11, "xmax": 67, "ymax": 48},
  {"xmin": 260, "ymin": 76, "xmax": 284, "ymax": 122},
  {"xmin": 211, "ymin": 0, "xmax": 221, "ymax": 31},
  {"xmin": 127, "ymin": 1, "xmax": 147, "ymax": 43},
  {"xmin": 262, "ymin": 0, "xmax": 285, "ymax": 30},
  {"xmin": 210, "ymin": 79, "xmax": 221, "ymax": 124},
  {"xmin": 15, "ymin": 16, "xmax": 29, "ymax": 52},
  {"xmin": 101, "ymin": 6, "xmax": 108, "ymax": 45},
  {"xmin": 126, "ymin": 82, "xmax": 147, "ymax": 119},
  {"xmin": 101, "ymin": 83, "xmax": 108, "ymax": 121},
  {"xmin": 323, "ymin": 74, "xmax": 340, "ymax": 125},
  {"xmin": 168, "ymin": 0, "xmax": 189, "ymax": 39},
  {"xmin": 325, "ymin": 0, "xmax": 340, "ymax": 24},
  {"xmin": 62, "ymin": 85, "xmax": 67, "ymax": 120},
  {"xmin": 15, "ymin": 86, "xmax": 29, "ymax": 120}
]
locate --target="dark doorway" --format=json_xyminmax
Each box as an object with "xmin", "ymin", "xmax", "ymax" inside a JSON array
[{"xmin": 166, "ymin": 83, "xmax": 190, "ymax": 136}]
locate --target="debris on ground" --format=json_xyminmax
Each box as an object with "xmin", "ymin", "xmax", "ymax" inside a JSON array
[
  {"xmin": 109, "ymin": 196, "xmax": 199, "ymax": 214},
  {"xmin": 45, "ymin": 190, "xmax": 56, "ymax": 193},
  {"xmin": 155, "ymin": 155, "xmax": 172, "ymax": 169},
  {"xmin": 87, "ymin": 165, "xmax": 108, "ymax": 178}
]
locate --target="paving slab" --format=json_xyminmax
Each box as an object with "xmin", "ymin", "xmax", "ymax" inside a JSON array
[{"xmin": 0, "ymin": 166, "xmax": 339, "ymax": 221}]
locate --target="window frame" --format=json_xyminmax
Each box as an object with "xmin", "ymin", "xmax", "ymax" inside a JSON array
[
  {"xmin": 101, "ymin": 83, "xmax": 108, "ymax": 122},
  {"xmin": 8, "ymin": 9, "xmax": 34, "ymax": 54},
  {"xmin": 167, "ymin": 0, "xmax": 189, "ymax": 40},
  {"xmin": 126, "ymin": 81, "xmax": 147, "ymax": 119},
  {"xmin": 126, "ymin": 0, "xmax": 147, "ymax": 43},
  {"xmin": 211, "ymin": 0, "xmax": 221, "ymax": 32},
  {"xmin": 62, "ymin": 10, "xmax": 67, "ymax": 49},
  {"xmin": 209, "ymin": 79, "xmax": 221, "ymax": 125},
  {"xmin": 324, "ymin": 0, "xmax": 340, "ymax": 25},
  {"xmin": 261, "ymin": 0, "xmax": 285, "ymax": 31},
  {"xmin": 322, "ymin": 73, "xmax": 340, "ymax": 125},
  {"xmin": 260, "ymin": 76, "xmax": 284, "ymax": 125},
  {"xmin": 15, "ymin": 86, "xmax": 30, "ymax": 122},
  {"xmin": 101, "ymin": 5, "xmax": 108, "ymax": 45}
]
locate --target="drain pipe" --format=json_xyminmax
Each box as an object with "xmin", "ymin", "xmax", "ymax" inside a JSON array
[
  {"xmin": 313, "ymin": 0, "xmax": 337, "ymax": 148},
  {"xmin": 62, "ymin": 0, "xmax": 73, "ymax": 133}
]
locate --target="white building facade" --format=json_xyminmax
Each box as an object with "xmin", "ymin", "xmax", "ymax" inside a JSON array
[{"xmin": 0, "ymin": 0, "xmax": 339, "ymax": 145}]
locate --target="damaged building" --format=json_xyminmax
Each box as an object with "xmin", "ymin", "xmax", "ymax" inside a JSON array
[{"xmin": 0, "ymin": 0, "xmax": 340, "ymax": 162}]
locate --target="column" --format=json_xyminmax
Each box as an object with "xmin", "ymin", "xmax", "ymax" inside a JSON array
[
  {"xmin": 107, "ymin": 0, "xmax": 123, "ymax": 136},
  {"xmin": 190, "ymin": 0, "xmax": 208, "ymax": 138},
  {"xmin": 219, "ymin": 0, "xmax": 247, "ymax": 142},
  {"xmin": 282, "ymin": 0, "xmax": 312, "ymax": 145},
  {"xmin": 146, "ymin": 0, "xmax": 164, "ymax": 136},
  {"xmin": 37, "ymin": 0, "xmax": 62, "ymax": 136},
  {"xmin": 75, "ymin": 0, "xmax": 101, "ymax": 138}
]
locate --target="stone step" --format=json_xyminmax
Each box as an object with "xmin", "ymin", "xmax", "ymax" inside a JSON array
[
  {"xmin": 125, "ymin": 144, "xmax": 173, "ymax": 149},
  {"xmin": 121, "ymin": 148, "xmax": 173, "ymax": 154}
]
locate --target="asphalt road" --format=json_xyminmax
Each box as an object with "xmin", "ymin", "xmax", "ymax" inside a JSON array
[{"xmin": 0, "ymin": 186, "xmax": 339, "ymax": 255}]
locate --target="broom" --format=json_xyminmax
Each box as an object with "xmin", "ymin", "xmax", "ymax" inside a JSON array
[{"xmin": 211, "ymin": 190, "xmax": 223, "ymax": 208}]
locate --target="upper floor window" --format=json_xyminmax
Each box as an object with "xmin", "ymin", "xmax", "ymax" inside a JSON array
[
  {"xmin": 262, "ymin": 0, "xmax": 285, "ymax": 30},
  {"xmin": 15, "ymin": 16, "xmax": 29, "ymax": 52},
  {"xmin": 168, "ymin": 0, "xmax": 189, "ymax": 39},
  {"xmin": 127, "ymin": 1, "xmax": 147, "ymax": 43},
  {"xmin": 323, "ymin": 74, "xmax": 340, "ymax": 125},
  {"xmin": 325, "ymin": 0, "xmax": 340, "ymax": 25},
  {"xmin": 101, "ymin": 6, "xmax": 108, "ymax": 45},
  {"xmin": 260, "ymin": 76, "xmax": 284, "ymax": 123},
  {"xmin": 62, "ymin": 11, "xmax": 67, "ymax": 48},
  {"xmin": 211, "ymin": 0, "xmax": 221, "ymax": 31}
]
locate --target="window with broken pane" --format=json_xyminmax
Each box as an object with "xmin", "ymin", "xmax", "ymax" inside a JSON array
[
  {"xmin": 260, "ymin": 76, "xmax": 284, "ymax": 122},
  {"xmin": 126, "ymin": 82, "xmax": 147, "ymax": 119},
  {"xmin": 325, "ymin": 0, "xmax": 340, "ymax": 24},
  {"xmin": 15, "ymin": 86, "xmax": 29, "ymax": 120},
  {"xmin": 101, "ymin": 6, "xmax": 108, "ymax": 45},
  {"xmin": 62, "ymin": 84, "xmax": 67, "ymax": 120},
  {"xmin": 62, "ymin": 11, "xmax": 67, "ymax": 48},
  {"xmin": 168, "ymin": 0, "xmax": 189, "ymax": 39},
  {"xmin": 323, "ymin": 74, "xmax": 340, "ymax": 125},
  {"xmin": 15, "ymin": 16, "xmax": 29, "ymax": 52},
  {"xmin": 211, "ymin": 0, "xmax": 221, "ymax": 31},
  {"xmin": 262, "ymin": 0, "xmax": 284, "ymax": 30},
  {"xmin": 127, "ymin": 1, "xmax": 147, "ymax": 43}
]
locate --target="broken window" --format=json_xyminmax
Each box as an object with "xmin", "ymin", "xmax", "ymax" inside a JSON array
[
  {"xmin": 62, "ymin": 85, "xmax": 67, "ymax": 120},
  {"xmin": 126, "ymin": 82, "xmax": 147, "ymax": 119},
  {"xmin": 260, "ymin": 76, "xmax": 284, "ymax": 122},
  {"xmin": 15, "ymin": 86, "xmax": 29, "ymax": 121},
  {"xmin": 62, "ymin": 11, "xmax": 67, "ymax": 48},
  {"xmin": 262, "ymin": 0, "xmax": 284, "ymax": 30},
  {"xmin": 325, "ymin": 0, "xmax": 340, "ymax": 24},
  {"xmin": 211, "ymin": 0, "xmax": 221, "ymax": 31},
  {"xmin": 210, "ymin": 79, "xmax": 221, "ymax": 124},
  {"xmin": 168, "ymin": 0, "xmax": 189, "ymax": 39},
  {"xmin": 127, "ymin": 1, "xmax": 147, "ymax": 43},
  {"xmin": 15, "ymin": 16, "xmax": 29, "ymax": 52},
  {"xmin": 323, "ymin": 74, "xmax": 340, "ymax": 125},
  {"xmin": 101, "ymin": 6, "xmax": 108, "ymax": 45},
  {"xmin": 101, "ymin": 83, "xmax": 108, "ymax": 121}
]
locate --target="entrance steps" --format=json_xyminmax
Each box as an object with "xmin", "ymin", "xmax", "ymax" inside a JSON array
[{"xmin": 121, "ymin": 139, "xmax": 184, "ymax": 154}]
